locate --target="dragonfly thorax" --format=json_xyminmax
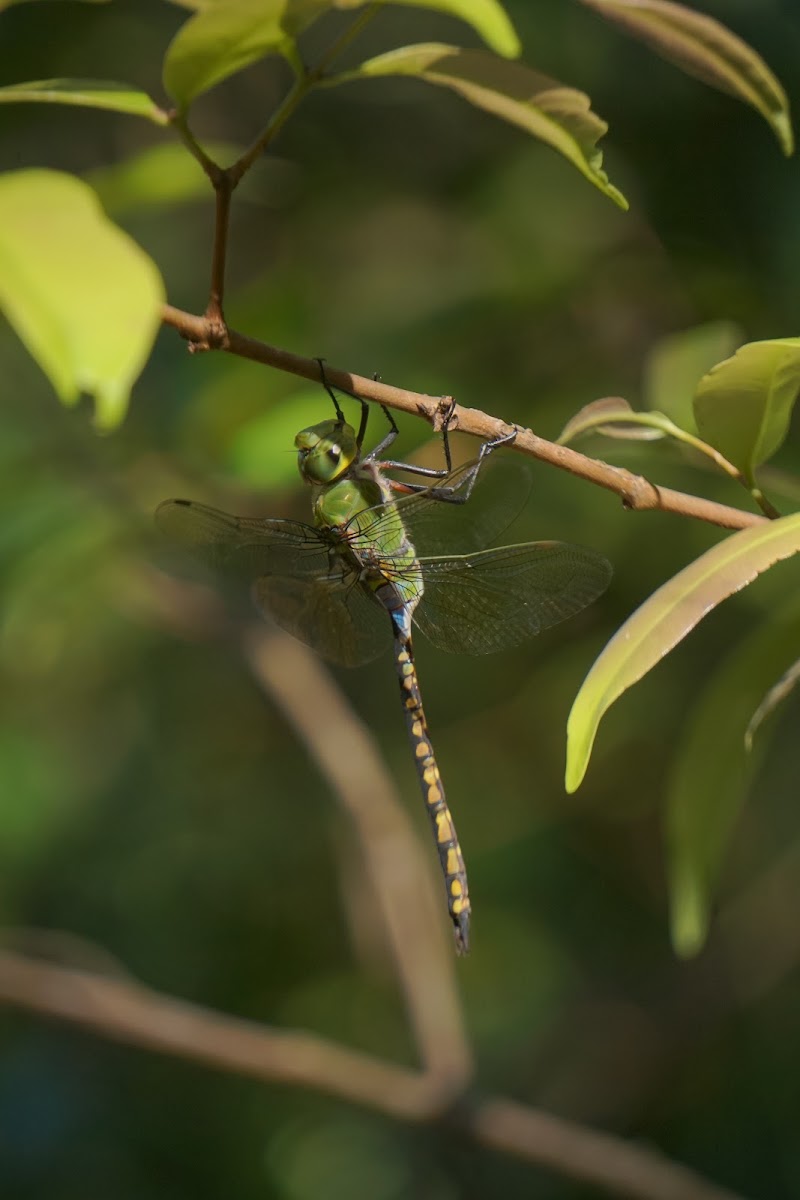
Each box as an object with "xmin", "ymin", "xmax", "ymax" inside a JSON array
[
  {"xmin": 312, "ymin": 472, "xmax": 384, "ymax": 532},
  {"xmin": 295, "ymin": 419, "xmax": 358, "ymax": 484}
]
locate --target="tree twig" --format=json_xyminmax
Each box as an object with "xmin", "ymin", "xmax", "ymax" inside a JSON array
[
  {"xmin": 161, "ymin": 303, "xmax": 768, "ymax": 533},
  {"xmin": 168, "ymin": 5, "xmax": 383, "ymax": 325},
  {"xmin": 0, "ymin": 948, "xmax": 746, "ymax": 1200}
]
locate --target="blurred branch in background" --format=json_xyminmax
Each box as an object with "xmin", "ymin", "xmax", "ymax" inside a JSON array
[
  {"xmin": 0, "ymin": 566, "xmax": 747, "ymax": 1200},
  {"xmin": 242, "ymin": 625, "xmax": 472, "ymax": 1083},
  {"xmin": 161, "ymin": 304, "xmax": 767, "ymax": 533},
  {"xmin": 0, "ymin": 946, "xmax": 745, "ymax": 1200},
  {"xmin": 135, "ymin": 568, "xmax": 470, "ymax": 1080}
]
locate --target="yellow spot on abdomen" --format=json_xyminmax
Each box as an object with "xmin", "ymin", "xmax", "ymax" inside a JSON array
[
  {"xmin": 415, "ymin": 741, "xmax": 430, "ymax": 758},
  {"xmin": 411, "ymin": 720, "xmax": 423, "ymax": 739},
  {"xmin": 446, "ymin": 849, "xmax": 460, "ymax": 876},
  {"xmin": 427, "ymin": 783, "xmax": 442, "ymax": 806}
]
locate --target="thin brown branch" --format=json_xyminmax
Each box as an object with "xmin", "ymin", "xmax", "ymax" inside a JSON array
[
  {"xmin": 160, "ymin": 307, "xmax": 767, "ymax": 532},
  {"xmin": 170, "ymin": 113, "xmax": 223, "ymax": 183},
  {"xmin": 227, "ymin": 76, "xmax": 307, "ymax": 189},
  {"xmin": 242, "ymin": 626, "xmax": 472, "ymax": 1083},
  {"xmin": 167, "ymin": 116, "xmax": 232, "ymax": 326},
  {"xmin": 161, "ymin": 304, "xmax": 768, "ymax": 533},
  {"xmin": 205, "ymin": 174, "xmax": 233, "ymax": 328},
  {"xmin": 0, "ymin": 948, "xmax": 746, "ymax": 1200},
  {"xmin": 226, "ymin": 4, "xmax": 382, "ymax": 187}
]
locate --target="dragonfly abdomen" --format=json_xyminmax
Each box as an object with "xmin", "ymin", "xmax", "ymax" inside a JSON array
[{"xmin": 393, "ymin": 632, "xmax": 471, "ymax": 955}]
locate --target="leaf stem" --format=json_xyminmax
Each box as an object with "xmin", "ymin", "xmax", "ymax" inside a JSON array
[
  {"xmin": 170, "ymin": 111, "xmax": 223, "ymax": 184},
  {"xmin": 228, "ymin": 3, "xmax": 384, "ymax": 186},
  {"xmin": 170, "ymin": 4, "xmax": 384, "ymax": 329},
  {"xmin": 562, "ymin": 409, "xmax": 783, "ymax": 519}
]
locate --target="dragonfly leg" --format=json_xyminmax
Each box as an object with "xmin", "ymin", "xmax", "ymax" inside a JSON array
[
  {"xmin": 397, "ymin": 424, "xmax": 519, "ymax": 507},
  {"xmin": 314, "ymin": 357, "xmax": 348, "ymax": 424},
  {"xmin": 392, "ymin": 625, "xmax": 471, "ymax": 954},
  {"xmin": 364, "ymin": 400, "xmax": 400, "ymax": 461},
  {"xmin": 371, "ymin": 393, "xmax": 453, "ymax": 477}
]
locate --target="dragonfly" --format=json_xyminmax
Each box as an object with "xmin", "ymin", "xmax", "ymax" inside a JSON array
[{"xmin": 156, "ymin": 375, "xmax": 612, "ymax": 954}]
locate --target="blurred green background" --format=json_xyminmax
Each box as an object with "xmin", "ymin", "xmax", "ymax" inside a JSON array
[{"xmin": 2, "ymin": 1, "xmax": 800, "ymax": 1197}]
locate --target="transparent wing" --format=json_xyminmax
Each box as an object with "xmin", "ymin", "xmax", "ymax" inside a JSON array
[
  {"xmin": 155, "ymin": 498, "xmax": 389, "ymax": 666},
  {"xmin": 412, "ymin": 542, "xmax": 612, "ymax": 655},
  {"xmin": 357, "ymin": 452, "xmax": 531, "ymax": 556},
  {"xmin": 253, "ymin": 573, "xmax": 388, "ymax": 668},
  {"xmin": 155, "ymin": 498, "xmax": 331, "ymax": 578}
]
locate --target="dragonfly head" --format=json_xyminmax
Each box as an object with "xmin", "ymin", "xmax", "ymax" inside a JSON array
[{"xmin": 295, "ymin": 419, "xmax": 358, "ymax": 484}]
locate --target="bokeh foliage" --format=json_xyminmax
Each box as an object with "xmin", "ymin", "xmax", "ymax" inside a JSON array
[{"xmin": 2, "ymin": 2, "xmax": 800, "ymax": 1198}]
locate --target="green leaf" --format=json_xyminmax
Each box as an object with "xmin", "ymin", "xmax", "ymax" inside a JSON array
[
  {"xmin": 334, "ymin": 44, "xmax": 628, "ymax": 209},
  {"xmin": 566, "ymin": 512, "xmax": 800, "ymax": 793},
  {"xmin": 334, "ymin": 0, "xmax": 520, "ymax": 59},
  {"xmin": 558, "ymin": 397, "xmax": 668, "ymax": 444},
  {"xmin": 163, "ymin": 0, "xmax": 325, "ymax": 105},
  {"xmin": 643, "ymin": 320, "xmax": 740, "ymax": 434},
  {"xmin": 693, "ymin": 338, "xmax": 800, "ymax": 484},
  {"xmin": 666, "ymin": 601, "xmax": 800, "ymax": 956},
  {"xmin": 577, "ymin": 0, "xmax": 793, "ymax": 155},
  {"xmin": 0, "ymin": 79, "xmax": 168, "ymax": 124},
  {"xmin": 0, "ymin": 170, "xmax": 164, "ymax": 430}
]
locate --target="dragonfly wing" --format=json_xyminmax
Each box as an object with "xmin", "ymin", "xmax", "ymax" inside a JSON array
[
  {"xmin": 156, "ymin": 497, "xmax": 390, "ymax": 664},
  {"xmin": 356, "ymin": 453, "xmax": 532, "ymax": 556},
  {"xmin": 253, "ymin": 573, "xmax": 389, "ymax": 667},
  {"xmin": 155, "ymin": 498, "xmax": 330, "ymax": 578},
  {"xmin": 413, "ymin": 542, "xmax": 612, "ymax": 654}
]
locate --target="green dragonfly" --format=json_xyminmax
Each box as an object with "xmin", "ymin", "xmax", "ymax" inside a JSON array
[{"xmin": 156, "ymin": 379, "xmax": 611, "ymax": 953}]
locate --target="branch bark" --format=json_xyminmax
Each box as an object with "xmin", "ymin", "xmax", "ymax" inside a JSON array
[
  {"xmin": 0, "ymin": 948, "xmax": 745, "ymax": 1200},
  {"xmin": 161, "ymin": 304, "xmax": 767, "ymax": 534}
]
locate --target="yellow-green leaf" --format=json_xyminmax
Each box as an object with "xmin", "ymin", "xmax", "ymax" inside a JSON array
[
  {"xmin": 694, "ymin": 338, "xmax": 800, "ymax": 484},
  {"xmin": 334, "ymin": 0, "xmax": 520, "ymax": 59},
  {"xmin": 558, "ymin": 397, "xmax": 667, "ymax": 443},
  {"xmin": 334, "ymin": 44, "xmax": 628, "ymax": 209},
  {"xmin": 566, "ymin": 512, "xmax": 800, "ymax": 792},
  {"xmin": 578, "ymin": 0, "xmax": 793, "ymax": 155},
  {"xmin": 0, "ymin": 170, "xmax": 164, "ymax": 430},
  {"xmin": 666, "ymin": 601, "xmax": 800, "ymax": 957},
  {"xmin": 163, "ymin": 0, "xmax": 317, "ymax": 106},
  {"xmin": 643, "ymin": 320, "xmax": 740, "ymax": 434},
  {"xmin": 0, "ymin": 79, "xmax": 167, "ymax": 124}
]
